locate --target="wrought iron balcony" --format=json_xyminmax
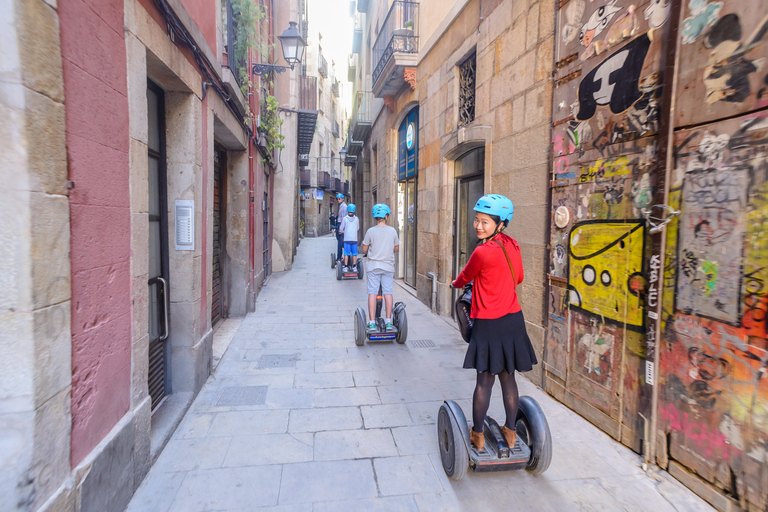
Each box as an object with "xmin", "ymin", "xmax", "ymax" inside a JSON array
[
  {"xmin": 344, "ymin": 153, "xmax": 357, "ymax": 166},
  {"xmin": 298, "ymin": 75, "xmax": 318, "ymax": 155},
  {"xmin": 318, "ymin": 53, "xmax": 328, "ymax": 78},
  {"xmin": 332, "ymin": 78, "xmax": 339, "ymax": 97},
  {"xmin": 346, "ymin": 124, "xmax": 363, "ymax": 156},
  {"xmin": 372, "ymin": 1, "xmax": 419, "ymax": 97},
  {"xmin": 348, "ymin": 53, "xmax": 357, "ymax": 83},
  {"xmin": 332, "ymin": 120, "xmax": 340, "ymax": 138},
  {"xmin": 318, "ymin": 171, "xmax": 331, "ymax": 189},
  {"xmin": 352, "ymin": 28, "xmax": 362, "ymax": 54},
  {"xmin": 350, "ymin": 91, "xmax": 373, "ymax": 142},
  {"xmin": 225, "ymin": 0, "xmax": 248, "ymax": 91},
  {"xmin": 300, "ymin": 168, "xmax": 311, "ymax": 187},
  {"xmin": 357, "ymin": 0, "xmax": 368, "ymax": 13},
  {"xmin": 333, "ymin": 178, "xmax": 341, "ymax": 193},
  {"xmin": 344, "ymin": 180, "xmax": 349, "ymax": 195},
  {"xmin": 299, "ymin": 153, "xmax": 310, "ymax": 167}
]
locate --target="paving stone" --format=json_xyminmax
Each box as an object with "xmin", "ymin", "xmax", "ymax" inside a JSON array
[
  {"xmin": 169, "ymin": 466, "xmax": 281, "ymax": 511},
  {"xmin": 223, "ymin": 433, "xmax": 313, "ymax": 466},
  {"xmin": 278, "ymin": 460, "xmax": 378, "ymax": 504},
  {"xmin": 294, "ymin": 371, "xmax": 354, "ymax": 389},
  {"xmin": 374, "ymin": 455, "xmax": 444, "ymax": 496},
  {"xmin": 289, "ymin": 407, "xmax": 362, "ymax": 433},
  {"xmin": 207, "ymin": 409, "xmax": 289, "ymax": 437},
  {"xmin": 172, "ymin": 413, "xmax": 214, "ymax": 439},
  {"xmin": 265, "ymin": 388, "xmax": 314, "ymax": 409},
  {"xmin": 392, "ymin": 425, "xmax": 438, "ymax": 456},
  {"xmin": 361, "ymin": 404, "xmax": 413, "ymax": 429},
  {"xmin": 315, "ymin": 387, "xmax": 381, "ymax": 407},
  {"xmin": 511, "ymin": 478, "xmax": 626, "ymax": 511},
  {"xmin": 126, "ymin": 471, "xmax": 186, "ymax": 512},
  {"xmin": 353, "ymin": 370, "xmax": 396, "ymax": 387},
  {"xmin": 314, "ymin": 429, "xmax": 398, "ymax": 461},
  {"xmin": 377, "ymin": 382, "xmax": 445, "ymax": 404},
  {"xmin": 313, "ymin": 496, "xmax": 419, "ymax": 512},
  {"xmin": 152, "ymin": 437, "xmax": 231, "ymax": 473}
]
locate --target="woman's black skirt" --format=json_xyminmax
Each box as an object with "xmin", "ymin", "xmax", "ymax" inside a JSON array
[{"xmin": 463, "ymin": 311, "xmax": 538, "ymax": 375}]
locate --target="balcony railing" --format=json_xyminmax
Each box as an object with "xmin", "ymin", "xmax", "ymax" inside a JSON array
[
  {"xmin": 299, "ymin": 75, "xmax": 317, "ymax": 110},
  {"xmin": 344, "ymin": 180, "xmax": 349, "ymax": 195},
  {"xmin": 318, "ymin": 171, "xmax": 331, "ymax": 189},
  {"xmin": 357, "ymin": 0, "xmax": 369, "ymax": 13},
  {"xmin": 348, "ymin": 53, "xmax": 358, "ymax": 82},
  {"xmin": 333, "ymin": 178, "xmax": 341, "ymax": 193},
  {"xmin": 372, "ymin": 1, "xmax": 419, "ymax": 87},
  {"xmin": 331, "ymin": 78, "xmax": 339, "ymax": 97},
  {"xmin": 350, "ymin": 91, "xmax": 373, "ymax": 141},
  {"xmin": 352, "ymin": 28, "xmax": 362, "ymax": 54},
  {"xmin": 300, "ymin": 169, "xmax": 311, "ymax": 187},
  {"xmin": 318, "ymin": 53, "xmax": 328, "ymax": 78},
  {"xmin": 332, "ymin": 120, "xmax": 340, "ymax": 138}
]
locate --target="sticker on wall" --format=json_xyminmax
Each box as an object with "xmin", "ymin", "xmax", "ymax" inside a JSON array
[{"xmin": 575, "ymin": 34, "xmax": 651, "ymax": 121}]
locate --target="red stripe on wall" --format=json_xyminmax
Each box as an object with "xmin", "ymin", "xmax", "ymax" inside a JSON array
[{"xmin": 201, "ymin": 97, "xmax": 208, "ymax": 335}]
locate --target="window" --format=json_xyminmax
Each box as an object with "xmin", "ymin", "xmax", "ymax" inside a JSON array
[{"xmin": 458, "ymin": 52, "xmax": 476, "ymax": 127}]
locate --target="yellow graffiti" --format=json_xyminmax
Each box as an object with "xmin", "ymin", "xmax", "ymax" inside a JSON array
[
  {"xmin": 569, "ymin": 221, "xmax": 646, "ymax": 329},
  {"xmin": 579, "ymin": 156, "xmax": 632, "ymax": 183}
]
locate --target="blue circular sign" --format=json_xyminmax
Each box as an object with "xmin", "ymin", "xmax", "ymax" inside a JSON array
[{"xmin": 406, "ymin": 123, "xmax": 414, "ymax": 150}]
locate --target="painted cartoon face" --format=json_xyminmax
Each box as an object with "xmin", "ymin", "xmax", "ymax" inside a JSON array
[
  {"xmin": 568, "ymin": 221, "xmax": 645, "ymax": 330},
  {"xmin": 579, "ymin": 0, "xmax": 622, "ymax": 47},
  {"xmin": 644, "ymin": 0, "xmax": 671, "ymax": 29}
]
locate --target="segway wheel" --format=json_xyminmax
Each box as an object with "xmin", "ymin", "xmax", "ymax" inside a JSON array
[
  {"xmin": 331, "ymin": 253, "xmax": 336, "ymax": 268},
  {"xmin": 516, "ymin": 396, "xmax": 553, "ymax": 474},
  {"xmin": 336, "ymin": 263, "xmax": 342, "ymax": 281},
  {"xmin": 437, "ymin": 403, "xmax": 468, "ymax": 480},
  {"xmin": 394, "ymin": 307, "xmax": 407, "ymax": 344},
  {"xmin": 357, "ymin": 260, "xmax": 364, "ymax": 279},
  {"xmin": 354, "ymin": 308, "xmax": 366, "ymax": 346}
]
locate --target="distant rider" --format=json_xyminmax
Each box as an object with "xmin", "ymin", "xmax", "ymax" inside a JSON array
[
  {"xmin": 334, "ymin": 193, "xmax": 347, "ymax": 263},
  {"xmin": 361, "ymin": 204, "xmax": 400, "ymax": 331},
  {"xmin": 338, "ymin": 204, "xmax": 360, "ymax": 271}
]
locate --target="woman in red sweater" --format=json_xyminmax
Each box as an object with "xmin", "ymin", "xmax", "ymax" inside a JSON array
[{"xmin": 452, "ymin": 194, "xmax": 537, "ymax": 452}]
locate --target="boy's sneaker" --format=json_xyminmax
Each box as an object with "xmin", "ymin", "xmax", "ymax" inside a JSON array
[
  {"xmin": 385, "ymin": 322, "xmax": 394, "ymax": 331},
  {"xmin": 367, "ymin": 321, "xmax": 376, "ymax": 330}
]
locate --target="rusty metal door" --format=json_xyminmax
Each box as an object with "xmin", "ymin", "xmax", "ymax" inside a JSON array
[{"xmin": 212, "ymin": 148, "xmax": 224, "ymax": 327}]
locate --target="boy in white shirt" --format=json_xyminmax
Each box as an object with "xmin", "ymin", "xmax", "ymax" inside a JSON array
[
  {"xmin": 338, "ymin": 204, "xmax": 360, "ymax": 271},
  {"xmin": 361, "ymin": 204, "xmax": 400, "ymax": 330}
]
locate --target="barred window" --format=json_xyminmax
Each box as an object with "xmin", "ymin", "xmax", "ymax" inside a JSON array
[{"xmin": 458, "ymin": 53, "xmax": 476, "ymax": 127}]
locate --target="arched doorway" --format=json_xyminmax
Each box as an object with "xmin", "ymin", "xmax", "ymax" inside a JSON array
[{"xmin": 397, "ymin": 108, "xmax": 418, "ymax": 287}]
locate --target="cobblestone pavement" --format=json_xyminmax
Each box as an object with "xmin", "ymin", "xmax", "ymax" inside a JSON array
[{"xmin": 127, "ymin": 236, "xmax": 713, "ymax": 512}]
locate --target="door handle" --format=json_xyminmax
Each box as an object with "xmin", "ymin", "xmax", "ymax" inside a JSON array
[{"xmin": 157, "ymin": 277, "xmax": 169, "ymax": 341}]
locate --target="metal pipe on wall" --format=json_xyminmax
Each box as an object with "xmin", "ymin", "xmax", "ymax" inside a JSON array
[{"xmin": 427, "ymin": 271, "xmax": 437, "ymax": 314}]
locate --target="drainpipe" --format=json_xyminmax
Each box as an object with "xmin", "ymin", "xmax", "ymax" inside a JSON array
[{"xmin": 426, "ymin": 272, "xmax": 437, "ymax": 314}]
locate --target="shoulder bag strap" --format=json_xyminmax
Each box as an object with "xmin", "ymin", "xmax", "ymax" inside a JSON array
[{"xmin": 493, "ymin": 239, "xmax": 517, "ymax": 292}]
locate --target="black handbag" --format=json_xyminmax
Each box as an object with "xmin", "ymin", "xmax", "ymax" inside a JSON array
[
  {"xmin": 454, "ymin": 283, "xmax": 474, "ymax": 343},
  {"xmin": 454, "ymin": 239, "xmax": 518, "ymax": 343}
]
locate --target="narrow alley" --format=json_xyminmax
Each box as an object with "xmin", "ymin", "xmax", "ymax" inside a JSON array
[{"xmin": 127, "ymin": 236, "xmax": 711, "ymax": 511}]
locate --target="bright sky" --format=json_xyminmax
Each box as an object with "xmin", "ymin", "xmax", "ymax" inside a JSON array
[{"xmin": 309, "ymin": 0, "xmax": 355, "ymax": 112}]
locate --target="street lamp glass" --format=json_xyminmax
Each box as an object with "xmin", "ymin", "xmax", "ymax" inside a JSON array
[{"xmin": 279, "ymin": 21, "xmax": 306, "ymax": 69}]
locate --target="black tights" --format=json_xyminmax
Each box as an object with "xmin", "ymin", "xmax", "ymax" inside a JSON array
[{"xmin": 472, "ymin": 371, "xmax": 519, "ymax": 433}]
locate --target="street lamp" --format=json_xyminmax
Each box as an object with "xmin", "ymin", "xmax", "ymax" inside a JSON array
[{"xmin": 252, "ymin": 21, "xmax": 306, "ymax": 76}]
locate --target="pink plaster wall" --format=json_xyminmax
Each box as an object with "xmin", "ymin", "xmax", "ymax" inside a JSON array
[
  {"xmin": 59, "ymin": 0, "xmax": 132, "ymax": 466},
  {"xmin": 180, "ymin": 0, "xmax": 218, "ymax": 56}
]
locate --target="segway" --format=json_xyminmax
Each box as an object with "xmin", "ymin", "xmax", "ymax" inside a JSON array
[
  {"xmin": 437, "ymin": 397, "xmax": 552, "ymax": 479},
  {"xmin": 336, "ymin": 257, "xmax": 364, "ymax": 280},
  {"xmin": 353, "ymin": 284, "xmax": 407, "ymax": 345}
]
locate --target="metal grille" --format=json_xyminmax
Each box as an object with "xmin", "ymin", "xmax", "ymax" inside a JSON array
[
  {"xmin": 212, "ymin": 149, "xmax": 224, "ymax": 326},
  {"xmin": 217, "ymin": 386, "xmax": 268, "ymax": 406},
  {"xmin": 458, "ymin": 53, "xmax": 476, "ymax": 127},
  {"xmin": 148, "ymin": 338, "xmax": 166, "ymax": 409},
  {"xmin": 408, "ymin": 339, "xmax": 436, "ymax": 348},
  {"xmin": 258, "ymin": 354, "xmax": 298, "ymax": 368}
]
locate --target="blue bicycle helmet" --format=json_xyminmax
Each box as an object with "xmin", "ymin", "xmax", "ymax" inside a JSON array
[
  {"xmin": 473, "ymin": 194, "xmax": 514, "ymax": 223},
  {"xmin": 336, "ymin": 193, "xmax": 345, "ymax": 199},
  {"xmin": 372, "ymin": 204, "xmax": 391, "ymax": 218},
  {"xmin": 347, "ymin": 204, "xmax": 356, "ymax": 213}
]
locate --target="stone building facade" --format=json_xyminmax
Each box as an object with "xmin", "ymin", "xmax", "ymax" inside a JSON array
[
  {"xmin": 0, "ymin": 0, "xmax": 301, "ymax": 509},
  {"xmin": 348, "ymin": 0, "xmax": 553, "ymax": 387},
  {"xmin": 300, "ymin": 29, "xmax": 349, "ymax": 238}
]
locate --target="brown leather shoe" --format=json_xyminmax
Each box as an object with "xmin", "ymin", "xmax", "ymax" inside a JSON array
[
  {"xmin": 502, "ymin": 426, "xmax": 518, "ymax": 448},
  {"xmin": 470, "ymin": 429, "xmax": 485, "ymax": 451}
]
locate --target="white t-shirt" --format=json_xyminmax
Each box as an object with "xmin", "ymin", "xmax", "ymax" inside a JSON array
[
  {"xmin": 339, "ymin": 215, "xmax": 359, "ymax": 243},
  {"xmin": 362, "ymin": 225, "xmax": 399, "ymax": 272}
]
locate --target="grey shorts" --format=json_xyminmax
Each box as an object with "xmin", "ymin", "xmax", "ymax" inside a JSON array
[{"xmin": 367, "ymin": 268, "xmax": 394, "ymax": 295}]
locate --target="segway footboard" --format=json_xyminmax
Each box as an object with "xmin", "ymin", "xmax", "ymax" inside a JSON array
[{"xmin": 471, "ymin": 417, "xmax": 530, "ymax": 473}]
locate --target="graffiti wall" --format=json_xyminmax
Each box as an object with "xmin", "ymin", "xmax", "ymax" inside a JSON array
[
  {"xmin": 548, "ymin": 0, "xmax": 670, "ymax": 450},
  {"xmin": 550, "ymin": 0, "xmax": 768, "ymax": 508}
]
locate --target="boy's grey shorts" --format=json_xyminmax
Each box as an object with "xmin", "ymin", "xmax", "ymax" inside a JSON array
[{"xmin": 367, "ymin": 268, "xmax": 394, "ymax": 295}]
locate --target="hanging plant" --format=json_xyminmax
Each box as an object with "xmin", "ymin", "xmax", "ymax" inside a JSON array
[
  {"xmin": 231, "ymin": 0, "xmax": 266, "ymax": 96},
  {"xmin": 260, "ymin": 94, "xmax": 285, "ymax": 155}
]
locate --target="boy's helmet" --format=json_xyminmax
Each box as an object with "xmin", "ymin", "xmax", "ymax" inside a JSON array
[
  {"xmin": 372, "ymin": 204, "xmax": 391, "ymax": 218},
  {"xmin": 336, "ymin": 193, "xmax": 345, "ymax": 199},
  {"xmin": 473, "ymin": 194, "xmax": 514, "ymax": 223},
  {"xmin": 347, "ymin": 204, "xmax": 356, "ymax": 213}
]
